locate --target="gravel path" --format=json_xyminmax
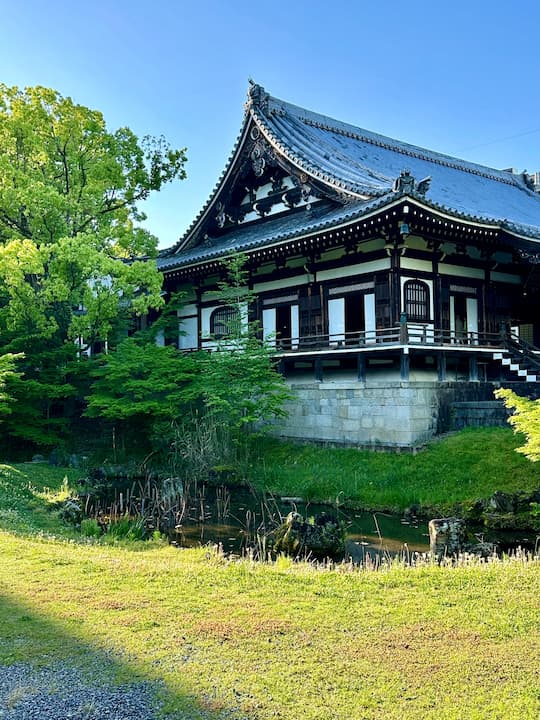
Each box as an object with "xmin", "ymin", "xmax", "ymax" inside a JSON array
[{"xmin": 0, "ymin": 663, "xmax": 163, "ymax": 719}]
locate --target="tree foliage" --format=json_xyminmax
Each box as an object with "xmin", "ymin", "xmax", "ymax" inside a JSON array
[
  {"xmin": 84, "ymin": 255, "xmax": 291, "ymax": 463},
  {"xmin": 199, "ymin": 254, "xmax": 292, "ymax": 431},
  {"xmin": 494, "ymin": 388, "xmax": 540, "ymax": 462},
  {"xmin": 0, "ymin": 84, "xmax": 186, "ymax": 449},
  {"xmin": 86, "ymin": 336, "xmax": 200, "ymax": 425},
  {"xmin": 0, "ymin": 353, "xmax": 21, "ymax": 419}
]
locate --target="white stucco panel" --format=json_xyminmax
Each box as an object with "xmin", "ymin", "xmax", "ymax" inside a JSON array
[
  {"xmin": 254, "ymin": 275, "xmax": 309, "ymax": 292},
  {"xmin": 263, "ymin": 308, "xmax": 276, "ymax": 346},
  {"xmin": 439, "ymin": 263, "xmax": 485, "ymax": 279},
  {"xmin": 400, "ymin": 257, "xmax": 433, "ymax": 274},
  {"xmin": 178, "ymin": 303, "xmax": 198, "ymax": 318},
  {"xmin": 291, "ymin": 304, "xmax": 299, "ymax": 348},
  {"xmin": 364, "ymin": 293, "xmax": 376, "ymax": 343},
  {"xmin": 317, "ymin": 257, "xmax": 390, "ymax": 282},
  {"xmin": 201, "ymin": 306, "xmax": 215, "ymax": 339},
  {"xmin": 490, "ymin": 271, "xmax": 522, "ymax": 285},
  {"xmin": 178, "ymin": 316, "xmax": 198, "ymax": 349},
  {"xmin": 328, "ymin": 297, "xmax": 345, "ymax": 344}
]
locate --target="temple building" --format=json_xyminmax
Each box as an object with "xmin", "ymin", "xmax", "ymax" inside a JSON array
[{"xmin": 157, "ymin": 82, "xmax": 540, "ymax": 447}]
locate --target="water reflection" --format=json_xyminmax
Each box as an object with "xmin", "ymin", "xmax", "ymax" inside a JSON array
[{"xmin": 172, "ymin": 486, "xmax": 430, "ymax": 558}]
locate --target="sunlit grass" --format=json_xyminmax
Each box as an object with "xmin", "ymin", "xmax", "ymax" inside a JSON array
[
  {"xmin": 0, "ymin": 449, "xmax": 539, "ymax": 718},
  {"xmin": 0, "ymin": 533, "xmax": 538, "ymax": 719},
  {"xmin": 0, "ymin": 461, "xmax": 81, "ymax": 536},
  {"xmin": 247, "ymin": 427, "xmax": 540, "ymax": 511}
]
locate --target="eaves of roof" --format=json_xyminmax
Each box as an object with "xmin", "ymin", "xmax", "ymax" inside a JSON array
[
  {"xmin": 158, "ymin": 188, "xmax": 540, "ymax": 275},
  {"xmin": 158, "ymin": 194, "xmax": 397, "ymax": 273}
]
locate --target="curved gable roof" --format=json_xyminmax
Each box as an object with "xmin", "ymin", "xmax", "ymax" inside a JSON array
[
  {"xmin": 162, "ymin": 82, "xmax": 540, "ymax": 268},
  {"xmin": 252, "ymin": 88, "xmax": 540, "ymax": 238}
]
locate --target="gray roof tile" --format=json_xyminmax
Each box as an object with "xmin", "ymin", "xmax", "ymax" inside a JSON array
[{"xmin": 161, "ymin": 84, "xmax": 540, "ymax": 272}]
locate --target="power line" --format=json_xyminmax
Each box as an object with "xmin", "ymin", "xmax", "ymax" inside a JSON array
[{"xmin": 458, "ymin": 127, "xmax": 540, "ymax": 153}]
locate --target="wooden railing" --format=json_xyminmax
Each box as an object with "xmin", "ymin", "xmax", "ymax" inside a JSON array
[
  {"xmin": 271, "ymin": 326, "xmax": 509, "ymax": 353},
  {"xmin": 504, "ymin": 332, "xmax": 540, "ymax": 371}
]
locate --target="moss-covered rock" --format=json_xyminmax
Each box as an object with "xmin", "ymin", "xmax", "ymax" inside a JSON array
[{"xmin": 272, "ymin": 511, "xmax": 345, "ymax": 559}]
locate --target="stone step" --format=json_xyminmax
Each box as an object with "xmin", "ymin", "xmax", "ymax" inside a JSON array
[
  {"xmin": 493, "ymin": 352, "xmax": 505, "ymax": 360},
  {"xmin": 526, "ymin": 375, "xmax": 538, "ymax": 382},
  {"xmin": 501, "ymin": 357, "xmax": 512, "ymax": 365}
]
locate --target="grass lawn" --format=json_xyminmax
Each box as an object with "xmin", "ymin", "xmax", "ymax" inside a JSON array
[
  {"xmin": 0, "ymin": 445, "xmax": 539, "ymax": 719},
  {"xmin": 247, "ymin": 427, "xmax": 540, "ymax": 511},
  {"xmin": 0, "ymin": 533, "xmax": 539, "ymax": 719}
]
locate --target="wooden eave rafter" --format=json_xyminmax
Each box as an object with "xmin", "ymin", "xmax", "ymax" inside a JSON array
[
  {"xmin": 162, "ymin": 196, "xmax": 407, "ymax": 279},
  {"xmin": 402, "ymin": 198, "xmax": 540, "ymax": 264},
  {"xmin": 163, "ymin": 192, "xmax": 540, "ymax": 281}
]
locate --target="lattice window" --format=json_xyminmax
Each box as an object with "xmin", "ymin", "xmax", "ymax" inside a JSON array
[
  {"xmin": 404, "ymin": 280, "xmax": 429, "ymax": 322},
  {"xmin": 210, "ymin": 306, "xmax": 240, "ymax": 339}
]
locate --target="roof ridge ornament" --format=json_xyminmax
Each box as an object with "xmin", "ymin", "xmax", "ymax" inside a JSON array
[
  {"xmin": 393, "ymin": 169, "xmax": 431, "ymax": 196},
  {"xmin": 246, "ymin": 79, "xmax": 269, "ymax": 113}
]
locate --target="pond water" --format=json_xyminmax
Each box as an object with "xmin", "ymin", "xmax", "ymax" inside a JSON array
[{"xmin": 171, "ymin": 485, "xmax": 430, "ymax": 560}]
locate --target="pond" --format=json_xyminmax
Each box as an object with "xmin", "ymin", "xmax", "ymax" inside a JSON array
[{"xmin": 171, "ymin": 485, "xmax": 430, "ymax": 560}]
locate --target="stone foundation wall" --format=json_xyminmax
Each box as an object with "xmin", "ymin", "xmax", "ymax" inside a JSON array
[
  {"xmin": 452, "ymin": 401, "xmax": 509, "ymax": 429},
  {"xmin": 274, "ymin": 381, "xmax": 441, "ymax": 447},
  {"xmin": 271, "ymin": 380, "xmax": 527, "ymax": 448}
]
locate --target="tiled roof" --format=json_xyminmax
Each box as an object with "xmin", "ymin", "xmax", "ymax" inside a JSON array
[
  {"xmin": 253, "ymin": 90, "xmax": 540, "ymax": 237},
  {"xmin": 160, "ymin": 83, "xmax": 540, "ymax": 272},
  {"xmin": 157, "ymin": 197, "xmax": 394, "ymax": 271}
]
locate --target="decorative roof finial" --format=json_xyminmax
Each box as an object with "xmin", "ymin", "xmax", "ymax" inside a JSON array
[
  {"xmin": 246, "ymin": 80, "xmax": 269, "ymax": 112},
  {"xmin": 393, "ymin": 170, "xmax": 431, "ymax": 196}
]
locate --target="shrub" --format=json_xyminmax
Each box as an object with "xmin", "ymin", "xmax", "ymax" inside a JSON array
[{"xmin": 80, "ymin": 518, "xmax": 102, "ymax": 538}]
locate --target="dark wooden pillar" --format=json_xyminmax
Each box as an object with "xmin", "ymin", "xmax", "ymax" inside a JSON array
[
  {"xmin": 357, "ymin": 354, "xmax": 366, "ymax": 382},
  {"xmin": 389, "ymin": 242, "xmax": 402, "ymax": 327},
  {"xmin": 437, "ymin": 352, "xmax": 447, "ymax": 382},
  {"xmin": 400, "ymin": 349, "xmax": 410, "ymax": 381},
  {"xmin": 315, "ymin": 357, "xmax": 323, "ymax": 381},
  {"xmin": 431, "ymin": 242, "xmax": 442, "ymax": 333}
]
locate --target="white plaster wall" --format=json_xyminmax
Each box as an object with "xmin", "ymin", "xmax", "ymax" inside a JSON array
[
  {"xmin": 364, "ymin": 293, "xmax": 376, "ymax": 343},
  {"xmin": 328, "ymin": 297, "xmax": 345, "ymax": 344},
  {"xmin": 466, "ymin": 298, "xmax": 479, "ymax": 343},
  {"xmin": 263, "ymin": 308, "xmax": 276, "ymax": 345},
  {"xmin": 178, "ymin": 316, "xmax": 198, "ymax": 349},
  {"xmin": 201, "ymin": 306, "xmax": 215, "ymax": 339},
  {"xmin": 178, "ymin": 304, "xmax": 199, "ymax": 349},
  {"xmin": 254, "ymin": 275, "xmax": 308, "ymax": 292},
  {"xmin": 439, "ymin": 263, "xmax": 484, "ymax": 279},
  {"xmin": 291, "ymin": 304, "xmax": 299, "ymax": 349},
  {"xmin": 317, "ymin": 258, "xmax": 390, "ymax": 282},
  {"xmin": 491, "ymin": 271, "xmax": 521, "ymax": 284}
]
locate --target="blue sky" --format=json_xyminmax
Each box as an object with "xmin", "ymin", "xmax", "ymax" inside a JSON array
[{"xmin": 2, "ymin": 0, "xmax": 540, "ymax": 248}]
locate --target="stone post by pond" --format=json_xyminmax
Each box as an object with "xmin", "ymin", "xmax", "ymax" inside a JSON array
[{"xmin": 428, "ymin": 518, "xmax": 466, "ymax": 557}]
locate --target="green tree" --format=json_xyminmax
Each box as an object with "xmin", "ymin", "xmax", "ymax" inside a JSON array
[
  {"xmin": 0, "ymin": 353, "xmax": 21, "ymax": 420},
  {"xmin": 85, "ymin": 335, "xmax": 202, "ymax": 454},
  {"xmin": 0, "ymin": 84, "xmax": 186, "ymax": 449},
  {"xmin": 494, "ymin": 388, "xmax": 540, "ymax": 461},
  {"xmin": 199, "ymin": 254, "xmax": 292, "ymax": 431}
]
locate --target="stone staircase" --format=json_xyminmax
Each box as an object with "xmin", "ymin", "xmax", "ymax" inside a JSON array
[{"xmin": 493, "ymin": 338, "xmax": 540, "ymax": 382}]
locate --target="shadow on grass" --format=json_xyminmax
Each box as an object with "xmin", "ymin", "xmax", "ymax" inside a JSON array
[{"xmin": 0, "ymin": 591, "xmax": 233, "ymax": 719}]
